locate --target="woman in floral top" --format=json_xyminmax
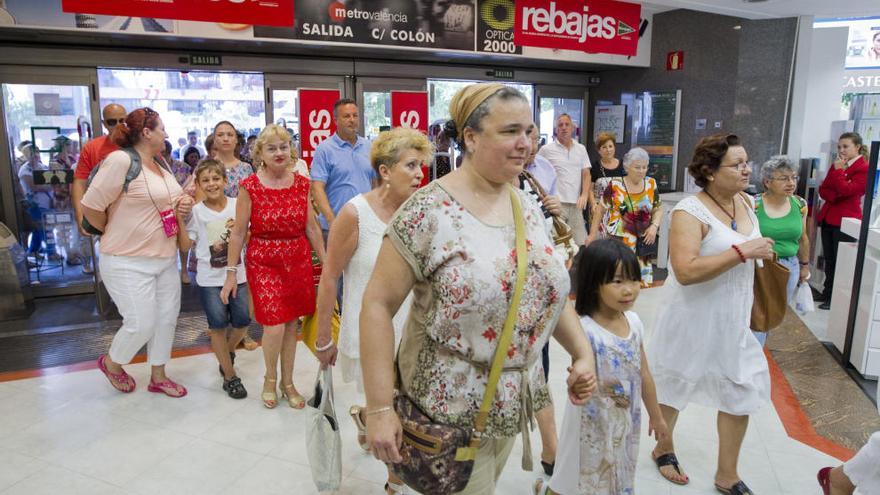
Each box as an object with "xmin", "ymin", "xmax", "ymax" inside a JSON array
[
  {"xmin": 593, "ymin": 148, "xmax": 663, "ymax": 287},
  {"xmin": 360, "ymin": 83, "xmax": 598, "ymax": 495}
]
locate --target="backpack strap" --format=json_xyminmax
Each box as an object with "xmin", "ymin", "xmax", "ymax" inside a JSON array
[{"xmin": 121, "ymin": 148, "xmax": 142, "ymax": 194}]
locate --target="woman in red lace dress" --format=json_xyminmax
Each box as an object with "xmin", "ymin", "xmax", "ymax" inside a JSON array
[{"xmin": 221, "ymin": 124, "xmax": 325, "ymax": 409}]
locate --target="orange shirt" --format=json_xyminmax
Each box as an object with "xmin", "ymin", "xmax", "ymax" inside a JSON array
[
  {"xmin": 81, "ymin": 150, "xmax": 182, "ymax": 258},
  {"xmin": 74, "ymin": 135, "xmax": 119, "ymax": 180}
]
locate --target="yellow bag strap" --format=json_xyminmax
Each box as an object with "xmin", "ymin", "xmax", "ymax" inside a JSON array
[{"xmin": 471, "ymin": 186, "xmax": 528, "ymax": 437}]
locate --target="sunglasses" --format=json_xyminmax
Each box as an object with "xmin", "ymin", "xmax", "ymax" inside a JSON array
[{"xmin": 104, "ymin": 118, "xmax": 122, "ymax": 127}]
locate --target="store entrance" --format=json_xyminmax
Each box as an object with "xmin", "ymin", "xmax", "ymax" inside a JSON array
[{"xmin": 0, "ymin": 67, "xmax": 101, "ymax": 297}]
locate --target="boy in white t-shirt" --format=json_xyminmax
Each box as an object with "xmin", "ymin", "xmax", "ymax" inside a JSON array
[{"xmin": 178, "ymin": 160, "xmax": 249, "ymax": 399}]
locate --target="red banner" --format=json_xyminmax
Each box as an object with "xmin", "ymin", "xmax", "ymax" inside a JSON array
[
  {"xmin": 391, "ymin": 91, "xmax": 430, "ymax": 185},
  {"xmin": 390, "ymin": 91, "xmax": 429, "ymax": 134},
  {"xmin": 514, "ymin": 0, "xmax": 641, "ymax": 56},
  {"xmin": 299, "ymin": 88, "xmax": 340, "ymax": 168},
  {"xmin": 61, "ymin": 0, "xmax": 294, "ymax": 28}
]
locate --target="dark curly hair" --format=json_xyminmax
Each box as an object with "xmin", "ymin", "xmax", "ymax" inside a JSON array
[{"xmin": 689, "ymin": 133, "xmax": 742, "ymax": 189}]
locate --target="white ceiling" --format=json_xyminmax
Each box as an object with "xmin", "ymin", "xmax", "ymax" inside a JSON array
[{"xmin": 641, "ymin": 0, "xmax": 880, "ymax": 20}]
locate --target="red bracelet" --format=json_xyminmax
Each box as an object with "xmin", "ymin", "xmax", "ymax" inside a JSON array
[{"xmin": 731, "ymin": 244, "xmax": 746, "ymax": 263}]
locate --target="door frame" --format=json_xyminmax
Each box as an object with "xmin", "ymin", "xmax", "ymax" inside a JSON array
[
  {"xmin": 263, "ymin": 74, "xmax": 348, "ymax": 126},
  {"xmin": 0, "ymin": 65, "xmax": 101, "ymax": 297}
]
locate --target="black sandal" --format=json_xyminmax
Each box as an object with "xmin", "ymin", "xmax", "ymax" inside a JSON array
[
  {"xmin": 715, "ymin": 481, "xmax": 754, "ymax": 495},
  {"xmin": 222, "ymin": 376, "xmax": 247, "ymax": 399},
  {"xmin": 653, "ymin": 452, "xmax": 688, "ymax": 485}
]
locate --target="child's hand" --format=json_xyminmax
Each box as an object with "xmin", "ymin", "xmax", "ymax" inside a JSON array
[
  {"xmin": 566, "ymin": 359, "xmax": 597, "ymax": 405},
  {"xmin": 648, "ymin": 416, "xmax": 669, "ymax": 442}
]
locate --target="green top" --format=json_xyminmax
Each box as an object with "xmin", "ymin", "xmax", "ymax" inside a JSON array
[{"xmin": 755, "ymin": 195, "xmax": 806, "ymax": 258}]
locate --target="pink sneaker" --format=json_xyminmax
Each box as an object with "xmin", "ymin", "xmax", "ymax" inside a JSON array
[
  {"xmin": 147, "ymin": 378, "xmax": 188, "ymax": 398},
  {"xmin": 97, "ymin": 355, "xmax": 135, "ymax": 393}
]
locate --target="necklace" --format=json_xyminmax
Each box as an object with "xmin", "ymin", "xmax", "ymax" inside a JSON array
[{"xmin": 704, "ymin": 191, "xmax": 737, "ymax": 230}]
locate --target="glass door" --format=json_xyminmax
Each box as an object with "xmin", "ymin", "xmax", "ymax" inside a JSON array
[
  {"xmin": 535, "ymin": 85, "xmax": 588, "ymax": 148},
  {"xmin": 355, "ymin": 77, "xmax": 425, "ymax": 141},
  {"xmin": 0, "ymin": 67, "xmax": 100, "ymax": 297},
  {"xmin": 264, "ymin": 74, "xmax": 346, "ymax": 158}
]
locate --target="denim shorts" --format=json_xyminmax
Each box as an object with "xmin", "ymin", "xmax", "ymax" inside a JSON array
[{"xmin": 199, "ymin": 284, "xmax": 251, "ymax": 330}]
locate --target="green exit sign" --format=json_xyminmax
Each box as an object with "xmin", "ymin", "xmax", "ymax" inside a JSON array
[
  {"xmin": 492, "ymin": 69, "xmax": 515, "ymax": 80},
  {"xmin": 190, "ymin": 55, "xmax": 222, "ymax": 66}
]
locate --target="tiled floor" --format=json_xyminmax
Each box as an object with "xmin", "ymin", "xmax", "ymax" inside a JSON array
[{"xmin": 0, "ymin": 288, "xmax": 844, "ymax": 494}]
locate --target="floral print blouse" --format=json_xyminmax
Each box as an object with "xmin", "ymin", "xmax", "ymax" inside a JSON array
[
  {"xmin": 388, "ymin": 181, "xmax": 570, "ymax": 438},
  {"xmin": 224, "ymin": 161, "xmax": 255, "ymax": 198},
  {"xmin": 602, "ymin": 177, "xmax": 661, "ymax": 250}
]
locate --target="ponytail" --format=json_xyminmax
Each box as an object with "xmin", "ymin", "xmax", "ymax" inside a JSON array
[
  {"xmin": 110, "ymin": 107, "xmax": 159, "ymax": 148},
  {"xmin": 839, "ymin": 132, "xmax": 869, "ymax": 160}
]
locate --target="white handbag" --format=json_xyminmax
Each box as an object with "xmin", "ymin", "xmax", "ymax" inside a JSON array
[{"xmin": 305, "ymin": 368, "xmax": 342, "ymax": 492}]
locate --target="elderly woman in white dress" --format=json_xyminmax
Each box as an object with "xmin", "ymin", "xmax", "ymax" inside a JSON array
[
  {"xmin": 647, "ymin": 134, "xmax": 775, "ymax": 495},
  {"xmin": 314, "ymin": 127, "xmax": 431, "ymax": 495}
]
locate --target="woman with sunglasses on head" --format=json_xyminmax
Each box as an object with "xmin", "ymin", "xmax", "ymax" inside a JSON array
[
  {"xmin": 221, "ymin": 124, "xmax": 325, "ymax": 410},
  {"xmin": 82, "ymin": 107, "xmax": 194, "ymax": 398},
  {"xmin": 647, "ymin": 134, "xmax": 775, "ymax": 494}
]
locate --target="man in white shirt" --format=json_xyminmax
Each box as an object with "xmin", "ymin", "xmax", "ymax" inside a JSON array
[{"xmin": 537, "ymin": 113, "xmax": 592, "ymax": 245}]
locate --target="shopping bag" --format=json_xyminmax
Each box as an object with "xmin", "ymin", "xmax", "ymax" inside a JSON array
[
  {"xmin": 305, "ymin": 368, "xmax": 342, "ymax": 493},
  {"xmin": 792, "ymin": 282, "xmax": 815, "ymax": 315}
]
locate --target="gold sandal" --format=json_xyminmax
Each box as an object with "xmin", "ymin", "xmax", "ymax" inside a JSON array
[
  {"xmin": 281, "ymin": 383, "xmax": 306, "ymax": 409},
  {"xmin": 262, "ymin": 376, "xmax": 278, "ymax": 409},
  {"xmin": 349, "ymin": 405, "xmax": 370, "ymax": 451}
]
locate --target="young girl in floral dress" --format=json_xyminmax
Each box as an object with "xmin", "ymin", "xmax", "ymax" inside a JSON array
[{"xmin": 536, "ymin": 239, "xmax": 669, "ymax": 495}]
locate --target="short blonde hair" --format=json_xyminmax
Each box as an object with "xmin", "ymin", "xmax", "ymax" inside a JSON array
[
  {"xmin": 252, "ymin": 124, "xmax": 297, "ymax": 169},
  {"xmin": 370, "ymin": 127, "xmax": 434, "ymax": 178}
]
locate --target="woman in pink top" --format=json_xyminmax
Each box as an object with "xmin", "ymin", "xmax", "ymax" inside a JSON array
[{"xmin": 82, "ymin": 107, "xmax": 194, "ymax": 398}]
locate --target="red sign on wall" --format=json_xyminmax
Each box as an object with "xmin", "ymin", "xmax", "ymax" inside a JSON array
[
  {"xmin": 390, "ymin": 91, "xmax": 430, "ymax": 185},
  {"xmin": 667, "ymin": 51, "xmax": 684, "ymax": 71},
  {"xmin": 61, "ymin": 0, "xmax": 294, "ymax": 28},
  {"xmin": 514, "ymin": 0, "xmax": 641, "ymax": 56},
  {"xmin": 299, "ymin": 88, "xmax": 340, "ymax": 168},
  {"xmin": 390, "ymin": 91, "xmax": 429, "ymax": 134}
]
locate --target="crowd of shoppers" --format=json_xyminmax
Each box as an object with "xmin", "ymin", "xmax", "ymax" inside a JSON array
[{"xmin": 64, "ymin": 84, "xmax": 873, "ymax": 495}]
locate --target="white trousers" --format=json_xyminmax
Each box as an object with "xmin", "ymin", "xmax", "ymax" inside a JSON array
[
  {"xmin": 100, "ymin": 254, "xmax": 180, "ymax": 366},
  {"xmin": 846, "ymin": 431, "xmax": 880, "ymax": 494}
]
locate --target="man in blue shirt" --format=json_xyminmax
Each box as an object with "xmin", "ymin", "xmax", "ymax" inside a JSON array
[{"xmin": 310, "ymin": 98, "xmax": 374, "ymax": 239}]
